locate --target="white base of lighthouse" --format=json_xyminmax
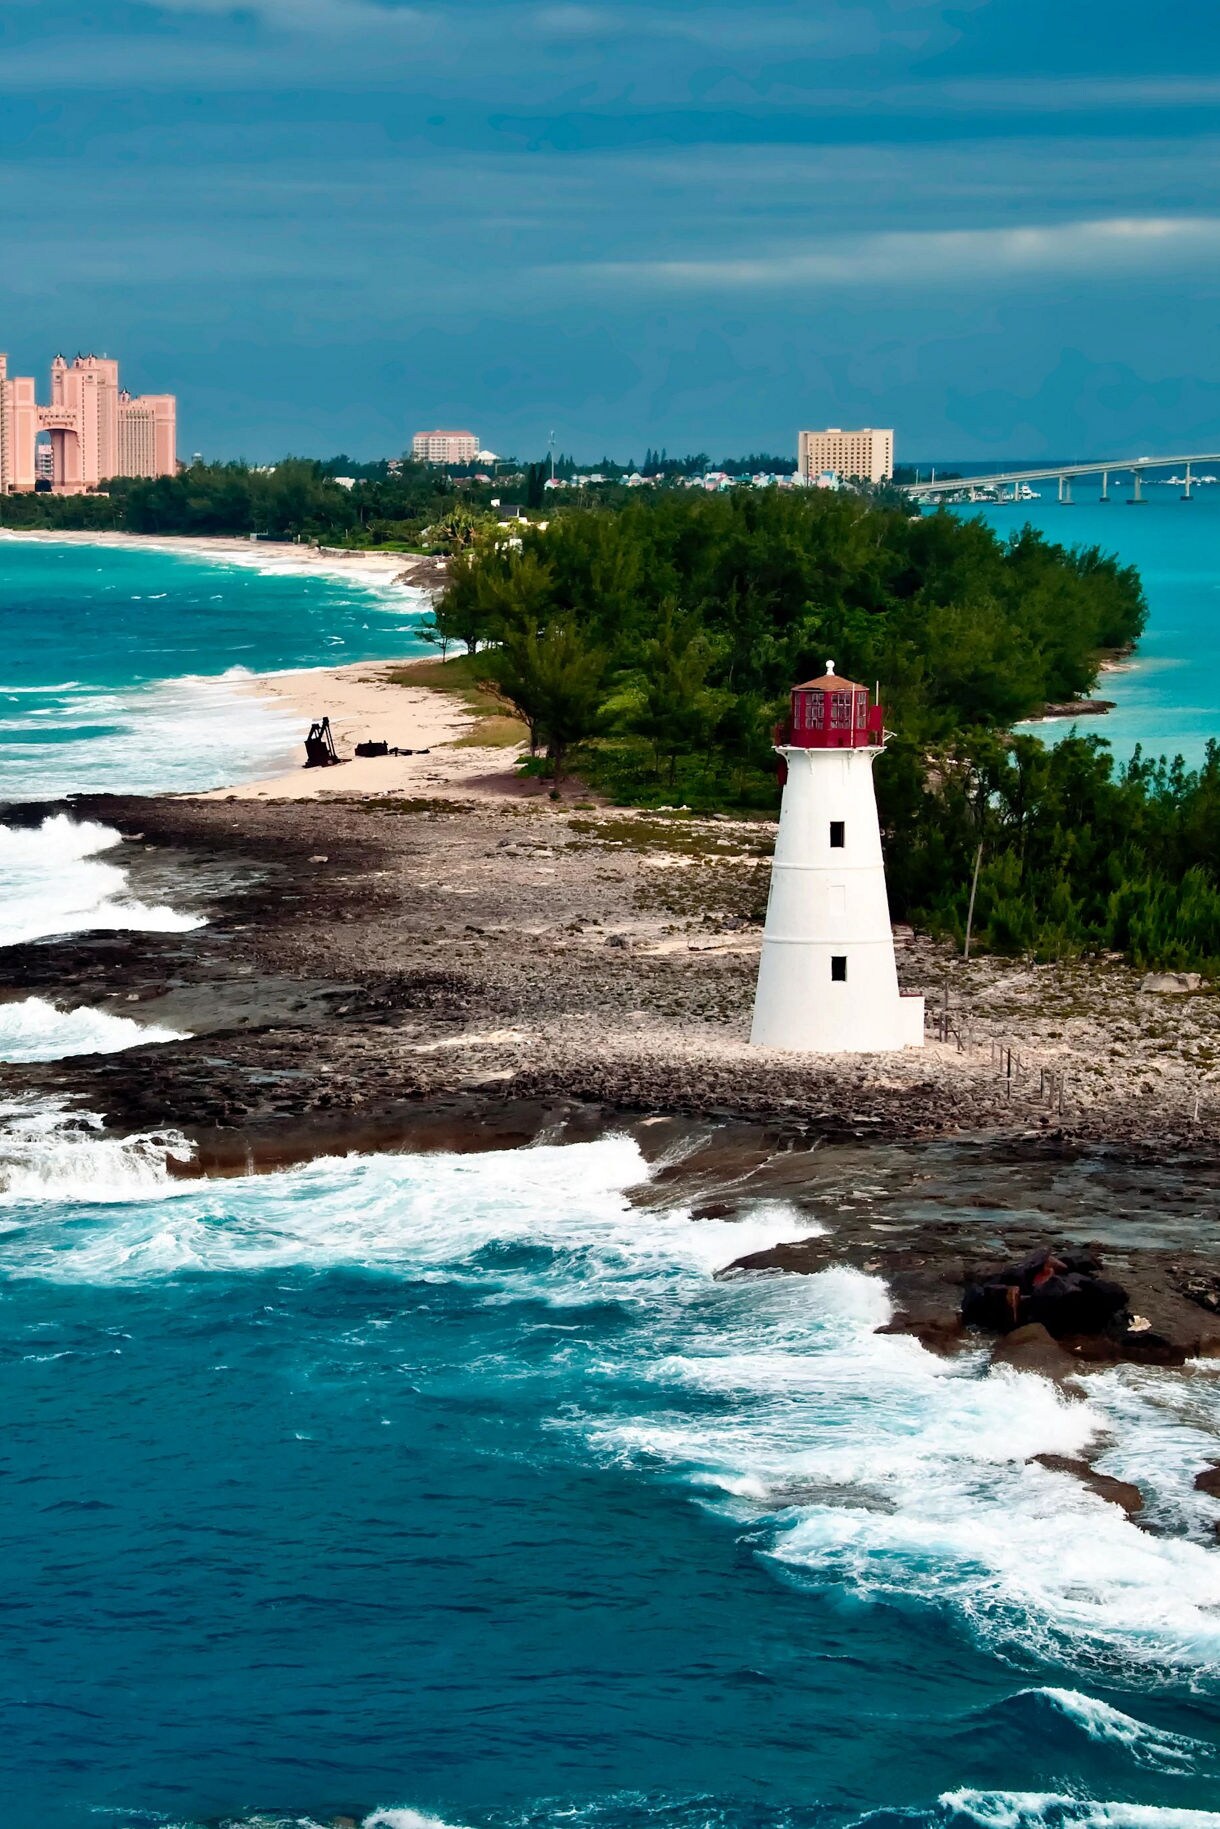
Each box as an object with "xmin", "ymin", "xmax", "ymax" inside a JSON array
[{"xmin": 750, "ymin": 744, "xmax": 924, "ymax": 1053}]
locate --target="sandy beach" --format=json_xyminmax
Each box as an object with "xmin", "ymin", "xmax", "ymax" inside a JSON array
[
  {"xmin": 0, "ymin": 526, "xmax": 440, "ymax": 594},
  {"xmin": 0, "ymin": 525, "xmax": 487, "ymax": 798},
  {"xmin": 203, "ymin": 654, "xmax": 531, "ymax": 800}
]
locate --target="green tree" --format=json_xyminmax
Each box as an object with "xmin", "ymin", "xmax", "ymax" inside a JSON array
[
  {"xmin": 629, "ymin": 599, "xmax": 728, "ymax": 784},
  {"xmin": 486, "ymin": 620, "xmax": 606, "ymax": 783}
]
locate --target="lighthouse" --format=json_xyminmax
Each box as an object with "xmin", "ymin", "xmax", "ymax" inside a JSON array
[{"xmin": 750, "ymin": 663, "xmax": 924, "ymax": 1053}]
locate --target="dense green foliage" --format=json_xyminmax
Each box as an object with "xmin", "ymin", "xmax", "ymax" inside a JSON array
[
  {"xmin": 885, "ymin": 733, "xmax": 1220, "ymax": 968},
  {"xmin": 0, "ymin": 450, "xmax": 801, "ymax": 546},
  {"xmin": 0, "ymin": 459, "xmax": 508, "ymax": 549},
  {"xmin": 430, "ymin": 487, "xmax": 1220, "ymax": 970},
  {"xmin": 11, "ymin": 460, "xmax": 1214, "ymax": 967},
  {"xmin": 437, "ymin": 486, "xmax": 1143, "ymax": 751}
]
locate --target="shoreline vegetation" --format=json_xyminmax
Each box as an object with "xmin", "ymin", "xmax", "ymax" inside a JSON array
[
  {"xmin": 7, "ymin": 481, "xmax": 1220, "ymax": 973},
  {"xmin": 427, "ymin": 488, "xmax": 1220, "ymax": 975}
]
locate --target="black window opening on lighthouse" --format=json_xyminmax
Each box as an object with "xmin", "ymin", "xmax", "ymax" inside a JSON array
[
  {"xmin": 831, "ymin": 955, "xmax": 848, "ymax": 982},
  {"xmin": 829, "ymin": 821, "xmax": 845, "ymax": 848}
]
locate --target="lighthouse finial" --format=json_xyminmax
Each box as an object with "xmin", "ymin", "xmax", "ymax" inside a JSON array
[{"xmin": 825, "ymin": 659, "xmax": 835, "ymax": 676}]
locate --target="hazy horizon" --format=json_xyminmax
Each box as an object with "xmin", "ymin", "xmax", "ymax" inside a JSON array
[{"xmin": 5, "ymin": 1, "xmax": 1219, "ymax": 463}]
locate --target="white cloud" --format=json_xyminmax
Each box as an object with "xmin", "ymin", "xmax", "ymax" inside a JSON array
[
  {"xmin": 574, "ymin": 217, "xmax": 1220, "ymax": 292},
  {"xmin": 527, "ymin": 3, "xmax": 882, "ymax": 51},
  {"xmin": 934, "ymin": 75, "xmax": 1220, "ymax": 112},
  {"xmin": 132, "ymin": 0, "xmax": 422, "ymax": 28}
]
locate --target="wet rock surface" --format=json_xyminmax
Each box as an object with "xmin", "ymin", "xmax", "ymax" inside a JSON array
[
  {"xmin": 723, "ymin": 1218, "xmax": 1220, "ymax": 1370},
  {"xmin": 5, "ymin": 787, "xmax": 1220, "ymax": 1376},
  {"xmin": 1030, "ymin": 1454, "xmax": 1144, "ymax": 1515}
]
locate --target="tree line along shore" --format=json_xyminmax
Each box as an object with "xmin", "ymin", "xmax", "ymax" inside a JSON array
[
  {"xmin": 7, "ymin": 462, "xmax": 1220, "ymax": 973},
  {"xmin": 434, "ymin": 489, "xmax": 1220, "ymax": 976}
]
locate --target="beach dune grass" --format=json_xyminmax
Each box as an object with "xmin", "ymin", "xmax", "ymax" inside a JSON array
[{"xmin": 386, "ymin": 653, "xmax": 527, "ymax": 748}]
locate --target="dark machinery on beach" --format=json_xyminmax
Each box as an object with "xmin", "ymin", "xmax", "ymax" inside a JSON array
[{"xmin": 304, "ymin": 717, "xmax": 341, "ymax": 769}]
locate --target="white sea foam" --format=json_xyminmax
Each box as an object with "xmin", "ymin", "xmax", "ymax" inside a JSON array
[
  {"xmin": 0, "ymin": 1098, "xmax": 192, "ymax": 1206},
  {"xmin": 0, "ymin": 672, "xmax": 303, "ymax": 799},
  {"xmin": 0, "ymin": 995, "xmax": 187, "ymax": 1062},
  {"xmin": 1066, "ymin": 1367, "xmax": 1220, "ymax": 1541},
  {"xmin": 937, "ymin": 1793, "xmax": 1220, "ymax": 1829},
  {"xmin": 0, "ymin": 1133, "xmax": 799, "ymax": 1287},
  {"xmin": 573, "ymin": 1261, "xmax": 1220, "ymax": 1680},
  {"xmin": 0, "ymin": 815, "xmax": 204, "ymax": 946},
  {"xmin": 4, "ymin": 1127, "xmax": 1219, "ymax": 1685},
  {"xmin": 364, "ymin": 1812, "xmax": 474, "ymax": 1829}
]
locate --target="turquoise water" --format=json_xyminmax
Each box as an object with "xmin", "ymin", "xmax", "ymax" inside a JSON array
[
  {"xmin": 0, "ymin": 537, "xmax": 432, "ymax": 797},
  {"xmin": 963, "ymin": 485, "xmax": 1220, "ymax": 768},
  {"xmin": 1, "ymin": 1125, "xmax": 1219, "ymax": 1829},
  {"xmin": 1, "ymin": 538, "xmax": 1220, "ymax": 1829}
]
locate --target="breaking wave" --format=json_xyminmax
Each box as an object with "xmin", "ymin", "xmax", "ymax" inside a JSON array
[
  {"xmin": 0, "ymin": 1098, "xmax": 192, "ymax": 1206},
  {"xmin": 932, "ymin": 1795, "xmax": 1220, "ymax": 1829},
  {"xmin": 0, "ymin": 995, "xmax": 187, "ymax": 1062},
  {"xmin": 0, "ymin": 814, "xmax": 204, "ymax": 946},
  {"xmin": 143, "ymin": 1800, "xmax": 1220, "ymax": 1829},
  {"xmin": 0, "ymin": 669, "xmax": 303, "ymax": 799},
  {"xmin": 952, "ymin": 1686, "xmax": 1215, "ymax": 1775},
  {"xmin": 3, "ymin": 1126, "xmax": 1219, "ymax": 1685},
  {"xmin": 364, "ymin": 1814, "xmax": 475, "ymax": 1829},
  {"xmin": 1032, "ymin": 1688, "xmax": 1213, "ymax": 1772},
  {"xmin": 590, "ymin": 1260, "xmax": 1220, "ymax": 1679}
]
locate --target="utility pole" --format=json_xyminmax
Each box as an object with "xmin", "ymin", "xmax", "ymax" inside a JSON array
[
  {"xmin": 963, "ymin": 840, "xmax": 984, "ymax": 959},
  {"xmin": 548, "ymin": 430, "xmax": 556, "ymax": 483}
]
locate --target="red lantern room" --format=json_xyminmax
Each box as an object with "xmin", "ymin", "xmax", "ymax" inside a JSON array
[{"xmin": 783, "ymin": 660, "xmax": 884, "ymax": 749}]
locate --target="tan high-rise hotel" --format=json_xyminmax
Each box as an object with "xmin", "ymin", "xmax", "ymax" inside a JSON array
[
  {"xmin": 0, "ymin": 352, "xmax": 177, "ymax": 494},
  {"xmin": 798, "ymin": 427, "xmax": 894, "ymax": 485}
]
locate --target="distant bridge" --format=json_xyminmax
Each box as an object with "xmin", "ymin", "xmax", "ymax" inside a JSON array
[{"xmin": 901, "ymin": 453, "xmax": 1220, "ymax": 504}]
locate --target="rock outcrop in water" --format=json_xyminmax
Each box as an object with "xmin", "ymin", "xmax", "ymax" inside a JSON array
[
  {"xmin": 962, "ymin": 1246, "xmax": 1129, "ymax": 1338},
  {"xmin": 1029, "ymin": 1454, "xmax": 1144, "ymax": 1515},
  {"xmin": 724, "ymin": 1225, "xmax": 1220, "ymax": 1372}
]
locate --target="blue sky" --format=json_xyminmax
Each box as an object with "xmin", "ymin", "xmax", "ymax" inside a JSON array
[{"xmin": 3, "ymin": 0, "xmax": 1219, "ymax": 462}]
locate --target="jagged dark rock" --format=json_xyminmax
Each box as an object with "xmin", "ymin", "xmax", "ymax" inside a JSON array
[
  {"xmin": 991, "ymin": 1324, "xmax": 1078, "ymax": 1379},
  {"xmin": 963, "ymin": 1246, "xmax": 1129, "ymax": 1338},
  {"xmin": 1031, "ymin": 1454, "xmax": 1144, "ymax": 1515},
  {"xmin": 874, "ymin": 1313, "xmax": 967, "ymax": 1354}
]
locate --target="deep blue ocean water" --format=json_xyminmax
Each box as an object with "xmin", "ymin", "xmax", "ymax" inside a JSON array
[
  {"xmin": 1, "ymin": 535, "xmax": 1219, "ymax": 1829},
  {"xmin": 2, "ymin": 1134, "xmax": 1219, "ymax": 1829}
]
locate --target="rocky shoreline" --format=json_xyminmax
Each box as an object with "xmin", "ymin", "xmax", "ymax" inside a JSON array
[{"xmin": 6, "ymin": 785, "xmax": 1220, "ymax": 1375}]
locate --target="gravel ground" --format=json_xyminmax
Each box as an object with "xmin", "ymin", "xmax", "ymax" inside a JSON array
[{"xmin": 5, "ymin": 787, "xmax": 1219, "ymax": 1160}]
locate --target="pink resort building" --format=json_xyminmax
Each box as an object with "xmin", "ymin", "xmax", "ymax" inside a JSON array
[
  {"xmin": 411, "ymin": 429, "xmax": 479, "ymax": 465},
  {"xmin": 0, "ymin": 353, "xmax": 177, "ymax": 494}
]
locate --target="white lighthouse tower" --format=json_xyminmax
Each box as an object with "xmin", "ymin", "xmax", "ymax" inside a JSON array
[{"xmin": 750, "ymin": 663, "xmax": 924, "ymax": 1053}]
